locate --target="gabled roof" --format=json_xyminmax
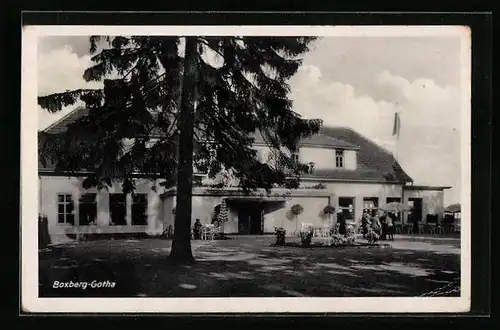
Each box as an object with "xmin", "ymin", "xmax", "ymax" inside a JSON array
[
  {"xmin": 38, "ymin": 107, "xmax": 413, "ymax": 184},
  {"xmin": 303, "ymin": 126, "xmax": 413, "ymax": 184},
  {"xmin": 43, "ymin": 107, "xmax": 89, "ymax": 134},
  {"xmin": 253, "ymin": 130, "xmax": 359, "ymax": 150}
]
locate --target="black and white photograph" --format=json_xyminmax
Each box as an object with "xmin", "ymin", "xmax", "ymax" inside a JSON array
[{"xmin": 21, "ymin": 25, "xmax": 471, "ymax": 313}]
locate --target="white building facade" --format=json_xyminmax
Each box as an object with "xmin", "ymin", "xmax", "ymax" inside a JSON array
[{"xmin": 38, "ymin": 108, "xmax": 450, "ymax": 241}]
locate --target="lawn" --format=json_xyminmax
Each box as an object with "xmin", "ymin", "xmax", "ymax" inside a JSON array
[{"xmin": 39, "ymin": 235, "xmax": 460, "ymax": 297}]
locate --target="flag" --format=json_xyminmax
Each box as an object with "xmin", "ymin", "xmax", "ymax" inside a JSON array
[{"xmin": 392, "ymin": 112, "xmax": 401, "ymax": 138}]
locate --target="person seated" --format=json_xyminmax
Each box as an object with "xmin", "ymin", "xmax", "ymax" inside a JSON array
[{"xmin": 193, "ymin": 218, "xmax": 202, "ymax": 240}]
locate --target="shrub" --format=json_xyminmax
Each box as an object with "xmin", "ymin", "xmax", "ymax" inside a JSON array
[
  {"xmin": 299, "ymin": 227, "xmax": 313, "ymax": 247},
  {"xmin": 274, "ymin": 227, "xmax": 286, "ymax": 246},
  {"xmin": 365, "ymin": 230, "xmax": 379, "ymax": 244},
  {"xmin": 312, "ymin": 183, "xmax": 327, "ymax": 189},
  {"xmin": 328, "ymin": 233, "xmax": 356, "ymax": 246}
]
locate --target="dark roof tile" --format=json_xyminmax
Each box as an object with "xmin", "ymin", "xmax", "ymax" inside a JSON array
[{"xmin": 38, "ymin": 108, "xmax": 413, "ymax": 184}]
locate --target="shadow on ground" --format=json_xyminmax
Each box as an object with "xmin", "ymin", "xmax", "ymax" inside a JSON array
[{"xmin": 39, "ymin": 236, "xmax": 460, "ymax": 297}]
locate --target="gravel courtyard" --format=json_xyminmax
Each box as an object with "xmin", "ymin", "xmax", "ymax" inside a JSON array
[{"xmin": 39, "ymin": 234, "xmax": 461, "ymax": 297}]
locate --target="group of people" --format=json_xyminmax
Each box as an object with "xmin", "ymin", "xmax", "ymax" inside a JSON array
[
  {"xmin": 192, "ymin": 216, "xmax": 222, "ymax": 240},
  {"xmin": 360, "ymin": 210, "xmax": 396, "ymax": 241}
]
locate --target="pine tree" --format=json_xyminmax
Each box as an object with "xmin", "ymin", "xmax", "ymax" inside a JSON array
[{"xmin": 38, "ymin": 35, "xmax": 322, "ymax": 263}]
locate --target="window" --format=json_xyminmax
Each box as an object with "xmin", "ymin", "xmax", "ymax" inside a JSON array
[
  {"xmin": 363, "ymin": 197, "xmax": 379, "ymax": 217},
  {"xmin": 209, "ymin": 148, "xmax": 217, "ymax": 161},
  {"xmin": 57, "ymin": 194, "xmax": 74, "ymax": 225},
  {"xmin": 291, "ymin": 152, "xmax": 300, "ymax": 164},
  {"xmin": 307, "ymin": 162, "xmax": 315, "ymax": 173},
  {"xmin": 79, "ymin": 193, "xmax": 97, "ymax": 225},
  {"xmin": 132, "ymin": 194, "xmax": 148, "ymax": 225},
  {"xmin": 335, "ymin": 149, "xmax": 344, "ymax": 168},
  {"xmin": 338, "ymin": 197, "xmax": 355, "ymax": 221},
  {"xmin": 109, "ymin": 194, "xmax": 127, "ymax": 226}
]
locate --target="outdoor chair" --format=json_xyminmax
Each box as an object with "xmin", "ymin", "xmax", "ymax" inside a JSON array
[
  {"xmin": 201, "ymin": 224, "xmax": 216, "ymax": 240},
  {"xmin": 435, "ymin": 224, "xmax": 445, "ymax": 235},
  {"xmin": 417, "ymin": 222, "xmax": 425, "ymax": 234},
  {"xmin": 427, "ymin": 223, "xmax": 436, "ymax": 235}
]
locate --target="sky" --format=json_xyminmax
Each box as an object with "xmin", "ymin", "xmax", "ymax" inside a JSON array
[{"xmin": 37, "ymin": 35, "xmax": 465, "ymax": 205}]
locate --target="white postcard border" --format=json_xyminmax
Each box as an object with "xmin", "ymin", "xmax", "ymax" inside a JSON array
[{"xmin": 21, "ymin": 25, "xmax": 472, "ymax": 313}]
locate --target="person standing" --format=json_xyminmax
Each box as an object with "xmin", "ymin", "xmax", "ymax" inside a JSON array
[
  {"xmin": 338, "ymin": 212, "xmax": 347, "ymax": 236},
  {"xmin": 361, "ymin": 212, "xmax": 369, "ymax": 238},
  {"xmin": 370, "ymin": 214, "xmax": 381, "ymax": 236},
  {"xmin": 387, "ymin": 213, "xmax": 395, "ymax": 240},
  {"xmin": 379, "ymin": 213, "xmax": 388, "ymax": 240}
]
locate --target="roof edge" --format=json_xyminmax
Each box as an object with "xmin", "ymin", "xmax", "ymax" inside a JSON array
[
  {"xmin": 403, "ymin": 185, "xmax": 452, "ymax": 191},
  {"xmin": 41, "ymin": 106, "xmax": 86, "ymax": 133}
]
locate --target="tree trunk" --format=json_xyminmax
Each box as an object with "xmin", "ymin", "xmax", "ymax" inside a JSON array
[{"xmin": 168, "ymin": 37, "xmax": 198, "ymax": 263}]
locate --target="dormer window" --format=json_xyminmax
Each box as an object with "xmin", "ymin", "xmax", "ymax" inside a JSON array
[
  {"xmin": 194, "ymin": 144, "xmax": 217, "ymax": 176},
  {"xmin": 308, "ymin": 162, "xmax": 315, "ymax": 173},
  {"xmin": 209, "ymin": 148, "xmax": 217, "ymax": 162},
  {"xmin": 335, "ymin": 149, "xmax": 344, "ymax": 168}
]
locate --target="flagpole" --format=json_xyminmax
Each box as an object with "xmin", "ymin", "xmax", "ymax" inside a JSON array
[
  {"xmin": 392, "ymin": 105, "xmax": 401, "ymax": 162},
  {"xmin": 392, "ymin": 104, "xmax": 403, "ymax": 223}
]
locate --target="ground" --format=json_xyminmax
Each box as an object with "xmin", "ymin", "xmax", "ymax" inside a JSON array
[{"xmin": 39, "ymin": 234, "xmax": 460, "ymax": 297}]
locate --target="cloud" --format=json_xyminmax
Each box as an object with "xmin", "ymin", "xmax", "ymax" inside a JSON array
[
  {"xmin": 289, "ymin": 65, "xmax": 462, "ymax": 205},
  {"xmin": 37, "ymin": 45, "xmax": 104, "ymax": 130}
]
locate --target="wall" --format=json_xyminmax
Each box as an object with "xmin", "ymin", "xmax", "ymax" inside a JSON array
[
  {"xmin": 162, "ymin": 188, "xmax": 331, "ymax": 236},
  {"xmin": 262, "ymin": 196, "xmax": 330, "ymax": 235},
  {"xmin": 39, "ymin": 175, "xmax": 165, "ymax": 242},
  {"xmin": 252, "ymin": 145, "xmax": 357, "ymax": 171},
  {"xmin": 403, "ymin": 189, "xmax": 445, "ymax": 223},
  {"xmin": 300, "ymin": 181, "xmax": 404, "ymax": 223},
  {"xmin": 164, "ymin": 195, "xmax": 228, "ymax": 229},
  {"xmin": 161, "ymin": 184, "xmax": 407, "ymax": 235}
]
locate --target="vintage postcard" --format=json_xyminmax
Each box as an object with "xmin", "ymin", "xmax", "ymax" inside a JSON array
[{"xmin": 21, "ymin": 24, "xmax": 471, "ymax": 313}]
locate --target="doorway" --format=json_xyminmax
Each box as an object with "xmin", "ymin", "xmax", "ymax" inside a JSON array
[
  {"xmin": 237, "ymin": 202, "xmax": 263, "ymax": 235},
  {"xmin": 408, "ymin": 198, "xmax": 423, "ymax": 223}
]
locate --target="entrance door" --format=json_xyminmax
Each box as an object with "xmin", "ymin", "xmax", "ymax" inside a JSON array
[
  {"xmin": 238, "ymin": 211, "xmax": 250, "ymax": 234},
  {"xmin": 238, "ymin": 202, "xmax": 263, "ymax": 234},
  {"xmin": 249, "ymin": 207, "xmax": 263, "ymax": 234}
]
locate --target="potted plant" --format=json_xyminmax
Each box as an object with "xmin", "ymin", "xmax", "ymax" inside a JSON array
[
  {"xmin": 322, "ymin": 204, "xmax": 336, "ymax": 226},
  {"xmin": 274, "ymin": 227, "xmax": 287, "ymax": 246},
  {"xmin": 299, "ymin": 226, "xmax": 314, "ymax": 248},
  {"xmin": 365, "ymin": 229, "xmax": 379, "ymax": 245},
  {"xmin": 290, "ymin": 204, "xmax": 304, "ymax": 232}
]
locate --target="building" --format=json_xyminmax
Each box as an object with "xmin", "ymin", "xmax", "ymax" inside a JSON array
[{"xmin": 38, "ymin": 107, "xmax": 451, "ymax": 241}]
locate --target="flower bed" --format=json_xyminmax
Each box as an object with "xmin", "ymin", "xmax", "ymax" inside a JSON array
[{"xmin": 271, "ymin": 241, "xmax": 389, "ymax": 249}]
